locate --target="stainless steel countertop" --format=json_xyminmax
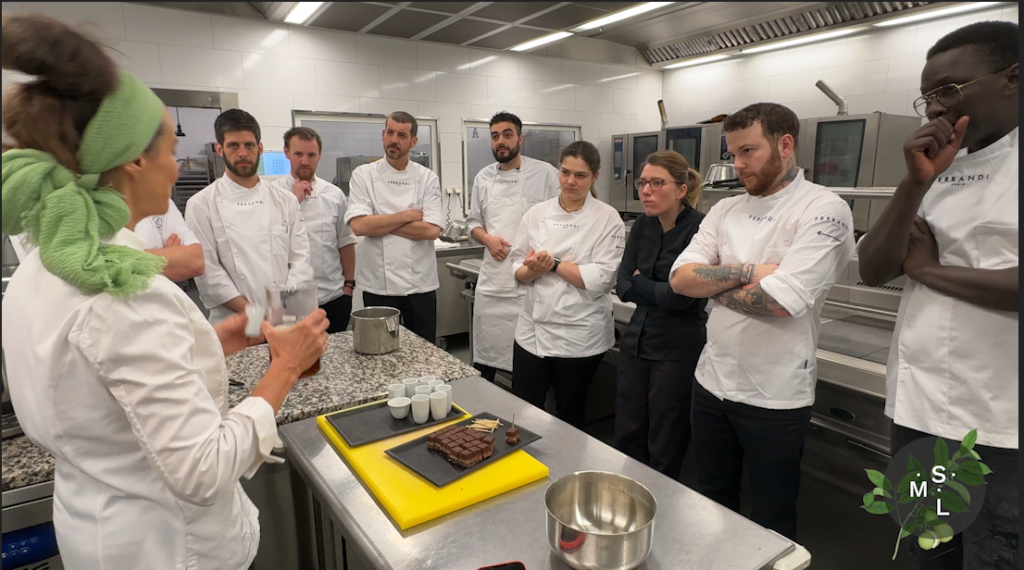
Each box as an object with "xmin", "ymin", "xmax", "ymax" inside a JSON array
[
  {"xmin": 435, "ymin": 239, "xmax": 485, "ymax": 258},
  {"xmin": 279, "ymin": 377, "xmax": 801, "ymax": 570}
]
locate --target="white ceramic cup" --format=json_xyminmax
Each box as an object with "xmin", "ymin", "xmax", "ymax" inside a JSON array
[
  {"xmin": 415, "ymin": 385, "xmax": 434, "ymax": 396},
  {"xmin": 433, "ymin": 384, "xmax": 453, "ymax": 414},
  {"xmin": 411, "ymin": 394, "xmax": 430, "ymax": 424},
  {"xmin": 388, "ymin": 383, "xmax": 406, "ymax": 401},
  {"xmin": 402, "ymin": 378, "xmax": 421, "ymax": 398},
  {"xmin": 419, "ymin": 375, "xmax": 436, "ymax": 386},
  {"xmin": 429, "ymin": 391, "xmax": 448, "ymax": 421},
  {"xmin": 388, "ymin": 397, "xmax": 411, "ymax": 420},
  {"xmin": 428, "ymin": 379, "xmax": 445, "ymax": 388}
]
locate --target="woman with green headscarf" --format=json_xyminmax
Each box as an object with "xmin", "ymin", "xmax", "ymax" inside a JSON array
[{"xmin": 1, "ymin": 14, "xmax": 329, "ymax": 570}]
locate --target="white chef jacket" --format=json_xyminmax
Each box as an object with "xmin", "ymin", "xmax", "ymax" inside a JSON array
[
  {"xmin": 1, "ymin": 229, "xmax": 281, "ymax": 570},
  {"xmin": 511, "ymin": 194, "xmax": 626, "ymax": 359},
  {"xmin": 672, "ymin": 171, "xmax": 855, "ymax": 409},
  {"xmin": 879, "ymin": 128, "xmax": 1018, "ymax": 449},
  {"xmin": 467, "ymin": 157, "xmax": 561, "ymax": 371},
  {"xmin": 186, "ymin": 176, "xmax": 314, "ymax": 323},
  {"xmin": 272, "ymin": 174, "xmax": 358, "ymax": 305},
  {"xmin": 344, "ymin": 158, "xmax": 444, "ymax": 296}
]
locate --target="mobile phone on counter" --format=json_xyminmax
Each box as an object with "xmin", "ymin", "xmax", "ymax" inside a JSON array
[{"xmin": 477, "ymin": 562, "xmax": 527, "ymax": 570}]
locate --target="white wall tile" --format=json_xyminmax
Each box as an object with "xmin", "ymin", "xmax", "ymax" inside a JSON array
[
  {"xmin": 885, "ymin": 53, "xmax": 926, "ymax": 92},
  {"xmin": 441, "ymin": 161, "xmax": 464, "ymax": 193},
  {"xmin": 736, "ymin": 40, "xmax": 846, "ymax": 80},
  {"xmin": 469, "ymin": 50, "xmax": 518, "ymax": 78},
  {"xmin": 635, "ymin": 114, "xmax": 662, "ymax": 132},
  {"xmin": 105, "ymin": 40, "xmax": 162, "ymax": 84},
  {"xmin": 418, "ymin": 102, "xmax": 472, "ymax": 133},
  {"xmin": 599, "ymin": 113, "xmax": 635, "ymax": 138},
  {"xmin": 533, "ymin": 82, "xmax": 576, "ymax": 111},
  {"xmin": 612, "ymin": 89, "xmax": 645, "ymax": 115},
  {"xmin": 488, "ymin": 77, "xmax": 533, "ymax": 108},
  {"xmin": 637, "ymin": 69, "xmax": 662, "ymax": 93},
  {"xmin": 123, "ymin": 3, "xmax": 211, "ymax": 47},
  {"xmin": 292, "ymin": 93, "xmax": 360, "ymax": 113},
  {"xmin": 518, "ymin": 55, "xmax": 563, "ymax": 83},
  {"xmin": 360, "ymin": 98, "xmax": 418, "ymax": 116},
  {"xmin": 785, "ymin": 98, "xmax": 845, "ymax": 119},
  {"xmin": 436, "ymin": 72, "xmax": 488, "ymax": 105},
  {"xmin": 666, "ymin": 59, "xmax": 739, "ymax": 89},
  {"xmin": 379, "ymin": 67, "xmax": 437, "ymax": 102},
  {"xmin": 212, "ymin": 15, "xmax": 290, "ymax": 56},
  {"xmin": 767, "ymin": 69, "xmax": 824, "ymax": 103},
  {"xmin": 159, "ymin": 45, "xmax": 244, "ymax": 88},
  {"xmin": 416, "ymin": 42, "xmax": 472, "ymax": 74},
  {"xmin": 822, "ymin": 59, "xmax": 889, "ymax": 97},
  {"xmin": 844, "ymin": 89, "xmax": 912, "ymax": 116},
  {"xmin": 575, "ymin": 85, "xmax": 614, "ymax": 114},
  {"xmin": 912, "ymin": 8, "xmax": 1006, "ymax": 53},
  {"xmin": 601, "ymin": 65, "xmax": 639, "ymax": 90},
  {"xmin": 472, "ymin": 105, "xmax": 513, "ymax": 120},
  {"xmin": 238, "ymin": 90, "xmax": 294, "ymax": 128},
  {"xmin": 561, "ymin": 60, "xmax": 603, "ymax": 87},
  {"xmin": 720, "ymin": 78, "xmax": 770, "ymax": 110},
  {"xmin": 289, "ymin": 27, "xmax": 358, "ymax": 62},
  {"xmin": 519, "ymin": 107, "xmax": 562, "ymax": 124},
  {"xmin": 25, "ymin": 1, "xmax": 125, "ymax": 40},
  {"xmin": 560, "ymin": 110, "xmax": 601, "ymax": 140},
  {"xmin": 439, "ymin": 131, "xmax": 461, "ymax": 161},
  {"xmin": 844, "ymin": 27, "xmax": 915, "ymax": 64},
  {"xmin": 678, "ymin": 86, "xmax": 723, "ymax": 114},
  {"xmin": 314, "ymin": 60, "xmax": 380, "ymax": 98},
  {"xmin": 243, "ymin": 54, "xmax": 317, "ymax": 93},
  {"xmin": 358, "ymin": 35, "xmax": 415, "ymax": 68},
  {"xmin": 262, "ymin": 126, "xmax": 289, "ymax": 151}
]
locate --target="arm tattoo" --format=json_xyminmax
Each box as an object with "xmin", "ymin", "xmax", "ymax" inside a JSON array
[
  {"xmin": 692, "ymin": 263, "xmax": 755, "ymax": 286},
  {"xmin": 713, "ymin": 283, "xmax": 790, "ymax": 317},
  {"xmin": 778, "ymin": 158, "xmax": 799, "ymax": 189}
]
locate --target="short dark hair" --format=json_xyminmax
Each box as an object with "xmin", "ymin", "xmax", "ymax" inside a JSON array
[
  {"xmin": 489, "ymin": 111, "xmax": 523, "ymax": 136},
  {"xmin": 723, "ymin": 103, "xmax": 800, "ymax": 147},
  {"xmin": 283, "ymin": 126, "xmax": 322, "ymax": 151},
  {"xmin": 386, "ymin": 111, "xmax": 417, "ymax": 137},
  {"xmin": 927, "ymin": 21, "xmax": 1019, "ymax": 74},
  {"xmin": 215, "ymin": 109, "xmax": 261, "ymax": 145}
]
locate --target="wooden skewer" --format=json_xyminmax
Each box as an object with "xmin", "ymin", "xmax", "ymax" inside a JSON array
[{"xmin": 511, "ymin": 414, "xmax": 516, "ymax": 431}]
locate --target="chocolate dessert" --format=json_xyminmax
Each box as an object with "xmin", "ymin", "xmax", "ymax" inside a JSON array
[
  {"xmin": 505, "ymin": 427, "xmax": 521, "ymax": 445},
  {"xmin": 426, "ymin": 424, "xmax": 496, "ymax": 468}
]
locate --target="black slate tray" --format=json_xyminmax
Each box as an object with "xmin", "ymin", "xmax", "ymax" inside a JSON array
[
  {"xmin": 324, "ymin": 400, "xmax": 469, "ymax": 448},
  {"xmin": 384, "ymin": 412, "xmax": 541, "ymax": 487}
]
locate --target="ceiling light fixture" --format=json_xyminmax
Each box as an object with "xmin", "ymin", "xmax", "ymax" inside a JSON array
[
  {"xmin": 572, "ymin": 2, "xmax": 676, "ymax": 32},
  {"xmin": 741, "ymin": 27, "xmax": 866, "ymax": 54},
  {"xmin": 284, "ymin": 2, "xmax": 325, "ymax": 25},
  {"xmin": 663, "ymin": 54, "xmax": 731, "ymax": 69},
  {"xmin": 509, "ymin": 31, "xmax": 573, "ymax": 52},
  {"xmin": 873, "ymin": 2, "xmax": 1003, "ymax": 27}
]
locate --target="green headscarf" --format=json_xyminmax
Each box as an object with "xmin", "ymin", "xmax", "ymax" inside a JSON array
[{"xmin": 2, "ymin": 70, "xmax": 168, "ymax": 297}]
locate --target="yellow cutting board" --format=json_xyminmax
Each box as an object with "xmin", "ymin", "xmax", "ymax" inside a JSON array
[{"xmin": 317, "ymin": 404, "xmax": 549, "ymax": 530}]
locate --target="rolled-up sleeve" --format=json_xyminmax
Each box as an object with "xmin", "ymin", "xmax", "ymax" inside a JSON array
[
  {"xmin": 344, "ymin": 167, "xmax": 375, "ymax": 224},
  {"xmin": 76, "ymin": 289, "xmax": 282, "ymax": 507},
  {"xmin": 578, "ymin": 214, "xmax": 626, "ymax": 299},
  {"xmin": 186, "ymin": 193, "xmax": 242, "ymax": 308},
  {"xmin": 759, "ymin": 199, "xmax": 855, "ymax": 318},
  {"xmin": 671, "ymin": 204, "xmax": 722, "ymax": 274},
  {"xmin": 421, "ymin": 171, "xmax": 445, "ymax": 229}
]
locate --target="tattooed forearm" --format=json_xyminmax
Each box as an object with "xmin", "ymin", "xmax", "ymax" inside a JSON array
[
  {"xmin": 713, "ymin": 283, "xmax": 790, "ymax": 317},
  {"xmin": 673, "ymin": 263, "xmax": 756, "ymax": 297},
  {"xmin": 692, "ymin": 264, "xmax": 755, "ymax": 285},
  {"xmin": 778, "ymin": 158, "xmax": 799, "ymax": 189}
]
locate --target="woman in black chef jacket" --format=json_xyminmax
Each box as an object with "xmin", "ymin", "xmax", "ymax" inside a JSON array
[{"xmin": 614, "ymin": 150, "xmax": 707, "ymax": 479}]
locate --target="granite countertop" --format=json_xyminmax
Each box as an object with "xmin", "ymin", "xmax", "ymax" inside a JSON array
[{"xmin": 2, "ymin": 326, "xmax": 478, "ymax": 493}]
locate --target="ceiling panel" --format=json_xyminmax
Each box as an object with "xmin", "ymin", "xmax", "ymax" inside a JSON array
[
  {"xmin": 409, "ymin": 2, "xmax": 475, "ymax": 14},
  {"xmin": 471, "ymin": 2, "xmax": 559, "ymax": 23},
  {"xmin": 423, "ymin": 18, "xmax": 504, "ymax": 44},
  {"xmin": 572, "ymin": 2, "xmax": 642, "ymax": 11},
  {"xmin": 370, "ymin": 9, "xmax": 450, "ymax": 38},
  {"xmin": 468, "ymin": 26, "xmax": 549, "ymax": 50},
  {"xmin": 315, "ymin": 3, "xmax": 394, "ymax": 32},
  {"xmin": 522, "ymin": 4, "xmax": 608, "ymax": 29},
  {"xmin": 706, "ymin": 2, "xmax": 797, "ymax": 20}
]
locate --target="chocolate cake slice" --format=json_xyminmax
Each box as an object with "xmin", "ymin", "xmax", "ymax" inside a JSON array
[
  {"xmin": 505, "ymin": 427, "xmax": 521, "ymax": 445},
  {"xmin": 424, "ymin": 424, "xmax": 498, "ymax": 468}
]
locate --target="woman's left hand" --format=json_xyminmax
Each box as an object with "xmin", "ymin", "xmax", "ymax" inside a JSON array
[{"xmin": 215, "ymin": 313, "xmax": 266, "ymax": 356}]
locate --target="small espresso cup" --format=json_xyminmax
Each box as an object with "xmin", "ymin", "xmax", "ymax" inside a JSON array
[
  {"xmin": 433, "ymin": 384, "xmax": 453, "ymax": 414},
  {"xmin": 415, "ymin": 385, "xmax": 434, "ymax": 396},
  {"xmin": 402, "ymin": 378, "xmax": 421, "ymax": 398},
  {"xmin": 388, "ymin": 383, "xmax": 406, "ymax": 401},
  {"xmin": 429, "ymin": 391, "xmax": 448, "ymax": 421},
  {"xmin": 411, "ymin": 394, "xmax": 430, "ymax": 424}
]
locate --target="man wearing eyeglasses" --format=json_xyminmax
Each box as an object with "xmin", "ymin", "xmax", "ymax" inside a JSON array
[{"xmin": 857, "ymin": 21, "xmax": 1018, "ymax": 569}]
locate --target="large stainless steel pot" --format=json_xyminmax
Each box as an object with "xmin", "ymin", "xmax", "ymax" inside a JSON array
[
  {"xmin": 351, "ymin": 307, "xmax": 401, "ymax": 355},
  {"xmin": 545, "ymin": 471, "xmax": 657, "ymax": 570},
  {"xmin": 440, "ymin": 219, "xmax": 468, "ymax": 242}
]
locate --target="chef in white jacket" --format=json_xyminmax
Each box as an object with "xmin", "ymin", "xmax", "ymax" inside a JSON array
[
  {"xmin": 273, "ymin": 126, "xmax": 357, "ymax": 333},
  {"xmin": 856, "ymin": 21, "xmax": 1018, "ymax": 567},
  {"xmin": 510, "ymin": 140, "xmax": 625, "ymax": 429},
  {"xmin": 466, "ymin": 112, "xmax": 560, "ymax": 382},
  {"xmin": 186, "ymin": 109, "xmax": 313, "ymax": 324},
  {"xmin": 345, "ymin": 111, "xmax": 444, "ymax": 342},
  {"xmin": 9, "ymin": 198, "xmax": 205, "ymax": 283}
]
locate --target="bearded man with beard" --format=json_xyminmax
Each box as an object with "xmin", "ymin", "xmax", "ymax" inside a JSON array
[
  {"xmin": 272, "ymin": 127, "xmax": 357, "ymax": 333},
  {"xmin": 466, "ymin": 112, "xmax": 560, "ymax": 383},
  {"xmin": 669, "ymin": 102, "xmax": 855, "ymax": 541},
  {"xmin": 186, "ymin": 109, "xmax": 313, "ymax": 324}
]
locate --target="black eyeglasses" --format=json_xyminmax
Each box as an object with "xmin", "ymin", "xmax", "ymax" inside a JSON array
[
  {"xmin": 912, "ymin": 67, "xmax": 1009, "ymax": 117},
  {"xmin": 633, "ymin": 178, "xmax": 681, "ymax": 192}
]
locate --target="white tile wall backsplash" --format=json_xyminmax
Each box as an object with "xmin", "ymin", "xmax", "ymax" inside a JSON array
[
  {"xmin": 243, "ymin": 54, "xmax": 317, "ymax": 93},
  {"xmin": 439, "ymin": 132, "xmax": 461, "ymax": 162},
  {"xmin": 533, "ymin": 82, "xmax": 577, "ymax": 112},
  {"xmin": 314, "ymin": 60, "xmax": 380, "ymax": 98},
  {"xmin": 487, "ymin": 77, "xmax": 533, "ymax": 108},
  {"xmin": 599, "ymin": 113, "xmax": 636, "ymax": 138},
  {"xmin": 212, "ymin": 16, "xmax": 291, "ymax": 56},
  {"xmin": 357, "ymin": 35, "xmax": 414, "ymax": 68},
  {"xmin": 158, "ymin": 44, "xmax": 245, "ymax": 89},
  {"xmin": 418, "ymin": 102, "xmax": 471, "ymax": 133},
  {"xmin": 33, "ymin": 1, "xmax": 126, "ymax": 40},
  {"xmin": 289, "ymin": 26, "xmax": 358, "ymax": 63},
  {"xmin": 472, "ymin": 105, "xmax": 512, "ymax": 121},
  {"xmin": 843, "ymin": 26, "xmax": 915, "ymax": 64},
  {"xmin": 360, "ymin": 98, "xmax": 418, "ymax": 116},
  {"xmin": 415, "ymin": 42, "xmax": 472, "ymax": 74},
  {"xmin": 575, "ymin": 86, "xmax": 614, "ymax": 114},
  {"xmin": 637, "ymin": 69, "xmax": 662, "ymax": 94},
  {"xmin": 470, "ymin": 50, "xmax": 518, "ymax": 78},
  {"xmin": 822, "ymin": 59, "xmax": 890, "ymax": 97},
  {"xmin": 601, "ymin": 65, "xmax": 640, "ymax": 91},
  {"xmin": 520, "ymin": 107, "xmax": 562, "ymax": 124},
  {"xmin": 436, "ymin": 72, "xmax": 489, "ymax": 105},
  {"xmin": 517, "ymin": 55, "xmax": 563, "ymax": 83},
  {"xmin": 379, "ymin": 67, "xmax": 437, "ymax": 102},
  {"xmin": 561, "ymin": 61, "xmax": 604, "ymax": 88},
  {"xmin": 720, "ymin": 78, "xmax": 770, "ymax": 111},
  {"xmin": 104, "ymin": 40, "xmax": 163, "ymax": 84},
  {"xmin": 560, "ymin": 111, "xmax": 601, "ymax": 139},
  {"xmin": 292, "ymin": 93, "xmax": 360, "ymax": 113},
  {"xmin": 885, "ymin": 53, "xmax": 927, "ymax": 92},
  {"xmin": 123, "ymin": 3, "xmax": 210, "ymax": 47},
  {"xmin": 766, "ymin": 69, "xmax": 825, "ymax": 103},
  {"xmin": 238, "ymin": 90, "xmax": 294, "ymax": 129}
]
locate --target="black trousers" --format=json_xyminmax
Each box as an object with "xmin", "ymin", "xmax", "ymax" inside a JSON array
[
  {"xmin": 321, "ymin": 294, "xmax": 352, "ymax": 334},
  {"xmin": 613, "ymin": 350, "xmax": 696, "ymax": 480},
  {"xmin": 474, "ymin": 363, "xmax": 509, "ymax": 383},
  {"xmin": 511, "ymin": 342, "xmax": 603, "ymax": 429},
  {"xmin": 690, "ymin": 380, "xmax": 812, "ymax": 540},
  {"xmin": 890, "ymin": 423, "xmax": 1019, "ymax": 570},
  {"xmin": 363, "ymin": 291, "xmax": 437, "ymax": 343}
]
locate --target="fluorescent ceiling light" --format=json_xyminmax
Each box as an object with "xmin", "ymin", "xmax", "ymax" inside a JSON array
[
  {"xmin": 509, "ymin": 31, "xmax": 573, "ymax": 52},
  {"xmin": 284, "ymin": 2, "xmax": 324, "ymax": 24},
  {"xmin": 873, "ymin": 2, "xmax": 1002, "ymax": 27},
  {"xmin": 741, "ymin": 27, "xmax": 866, "ymax": 54},
  {"xmin": 572, "ymin": 2, "xmax": 675, "ymax": 32},
  {"xmin": 663, "ymin": 54, "xmax": 730, "ymax": 69}
]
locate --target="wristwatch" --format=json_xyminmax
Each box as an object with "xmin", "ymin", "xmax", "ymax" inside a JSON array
[
  {"xmin": 551, "ymin": 257, "xmax": 561, "ymax": 273},
  {"xmin": 344, "ymin": 279, "xmax": 356, "ymax": 288}
]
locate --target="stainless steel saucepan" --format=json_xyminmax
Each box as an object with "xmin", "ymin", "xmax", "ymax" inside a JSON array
[{"xmin": 351, "ymin": 307, "xmax": 401, "ymax": 355}]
